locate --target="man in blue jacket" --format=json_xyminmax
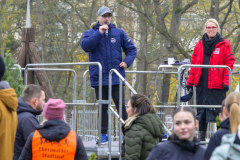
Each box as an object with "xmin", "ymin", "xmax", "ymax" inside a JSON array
[
  {"xmin": 80, "ymin": 6, "xmax": 137, "ymax": 144},
  {"xmin": 13, "ymin": 84, "xmax": 45, "ymax": 160}
]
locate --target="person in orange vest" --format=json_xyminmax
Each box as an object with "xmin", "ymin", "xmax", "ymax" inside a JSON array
[{"xmin": 19, "ymin": 98, "xmax": 88, "ymax": 160}]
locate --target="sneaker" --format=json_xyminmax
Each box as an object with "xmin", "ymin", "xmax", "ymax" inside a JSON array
[{"xmin": 96, "ymin": 134, "xmax": 108, "ymax": 144}]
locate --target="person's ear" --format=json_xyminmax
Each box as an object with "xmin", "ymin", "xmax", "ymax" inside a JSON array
[
  {"xmin": 223, "ymin": 107, "xmax": 228, "ymax": 117},
  {"xmin": 195, "ymin": 120, "xmax": 199, "ymax": 128},
  {"xmin": 219, "ymin": 113, "xmax": 223, "ymax": 121},
  {"xmin": 33, "ymin": 98, "xmax": 38, "ymax": 106},
  {"xmin": 133, "ymin": 107, "xmax": 137, "ymax": 114}
]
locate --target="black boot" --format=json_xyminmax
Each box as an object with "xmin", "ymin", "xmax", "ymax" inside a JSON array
[{"xmin": 198, "ymin": 131, "xmax": 206, "ymax": 141}]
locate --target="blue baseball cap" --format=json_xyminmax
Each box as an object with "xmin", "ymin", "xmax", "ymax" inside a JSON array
[{"xmin": 97, "ymin": 6, "xmax": 111, "ymax": 16}]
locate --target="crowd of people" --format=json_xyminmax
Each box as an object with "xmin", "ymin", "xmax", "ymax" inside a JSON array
[{"xmin": 1, "ymin": 5, "xmax": 240, "ymax": 160}]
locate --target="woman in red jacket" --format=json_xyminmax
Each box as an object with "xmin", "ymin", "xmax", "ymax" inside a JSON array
[{"xmin": 186, "ymin": 18, "xmax": 235, "ymax": 141}]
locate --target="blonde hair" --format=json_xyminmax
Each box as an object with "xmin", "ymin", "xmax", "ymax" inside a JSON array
[
  {"xmin": 204, "ymin": 18, "xmax": 221, "ymax": 34},
  {"xmin": 40, "ymin": 118, "xmax": 48, "ymax": 126},
  {"xmin": 225, "ymin": 92, "xmax": 240, "ymax": 133}
]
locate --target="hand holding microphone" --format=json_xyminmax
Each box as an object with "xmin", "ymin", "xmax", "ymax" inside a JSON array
[
  {"xmin": 104, "ymin": 21, "xmax": 108, "ymax": 35},
  {"xmin": 99, "ymin": 21, "xmax": 109, "ymax": 34}
]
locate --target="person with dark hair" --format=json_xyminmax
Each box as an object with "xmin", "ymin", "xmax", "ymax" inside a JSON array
[
  {"xmin": 204, "ymin": 99, "xmax": 230, "ymax": 160},
  {"xmin": 13, "ymin": 84, "xmax": 45, "ymax": 160},
  {"xmin": 186, "ymin": 18, "xmax": 235, "ymax": 141},
  {"xmin": 147, "ymin": 106, "xmax": 205, "ymax": 160},
  {"xmin": 19, "ymin": 98, "xmax": 88, "ymax": 160},
  {"xmin": 210, "ymin": 92, "xmax": 240, "ymax": 159},
  {"xmin": 80, "ymin": 6, "xmax": 137, "ymax": 144},
  {"xmin": 0, "ymin": 56, "xmax": 18, "ymax": 160},
  {"xmin": 121, "ymin": 94, "xmax": 165, "ymax": 160}
]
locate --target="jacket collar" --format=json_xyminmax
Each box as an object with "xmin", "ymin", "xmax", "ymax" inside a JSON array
[
  {"xmin": 17, "ymin": 96, "xmax": 42, "ymax": 116},
  {"xmin": 168, "ymin": 134, "xmax": 200, "ymax": 153},
  {"xmin": 91, "ymin": 21, "xmax": 115, "ymax": 29},
  {"xmin": 37, "ymin": 119, "xmax": 71, "ymax": 141},
  {"xmin": 201, "ymin": 39, "xmax": 226, "ymax": 48},
  {"xmin": 220, "ymin": 118, "xmax": 230, "ymax": 130},
  {"xmin": 124, "ymin": 114, "xmax": 139, "ymax": 129}
]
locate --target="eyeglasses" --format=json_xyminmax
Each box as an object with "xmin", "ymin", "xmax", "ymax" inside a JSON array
[
  {"xmin": 102, "ymin": 14, "xmax": 112, "ymax": 18},
  {"xmin": 206, "ymin": 26, "xmax": 217, "ymax": 30}
]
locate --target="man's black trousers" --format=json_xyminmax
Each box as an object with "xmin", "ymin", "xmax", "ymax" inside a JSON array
[{"xmin": 94, "ymin": 85, "xmax": 128, "ymax": 134}]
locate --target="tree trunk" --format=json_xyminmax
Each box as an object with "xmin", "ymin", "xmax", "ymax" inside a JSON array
[
  {"xmin": 159, "ymin": 0, "xmax": 183, "ymax": 104},
  {"xmin": 131, "ymin": 4, "xmax": 138, "ymax": 92},
  {"xmin": 214, "ymin": 0, "xmax": 220, "ymax": 21},
  {"xmin": 36, "ymin": 0, "xmax": 47, "ymax": 63},
  {"xmin": 17, "ymin": 29, "xmax": 35, "ymax": 84},
  {"xmin": 17, "ymin": 28, "xmax": 55, "ymax": 101},
  {"xmin": 210, "ymin": 0, "xmax": 216, "ymax": 18},
  {"xmin": 136, "ymin": 2, "xmax": 148, "ymax": 95},
  {"xmin": 53, "ymin": 24, "xmax": 68, "ymax": 93},
  {"xmin": 29, "ymin": 42, "xmax": 55, "ymax": 100}
]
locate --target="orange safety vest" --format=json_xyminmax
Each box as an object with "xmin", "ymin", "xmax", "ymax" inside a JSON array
[{"xmin": 32, "ymin": 130, "xmax": 77, "ymax": 160}]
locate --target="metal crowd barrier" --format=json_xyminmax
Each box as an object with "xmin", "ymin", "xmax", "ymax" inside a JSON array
[
  {"xmin": 25, "ymin": 68, "xmax": 76, "ymax": 128},
  {"xmin": 12, "ymin": 63, "xmax": 239, "ymax": 152},
  {"xmin": 107, "ymin": 69, "xmax": 173, "ymax": 159},
  {"xmin": 177, "ymin": 64, "xmax": 232, "ymax": 107},
  {"xmin": 13, "ymin": 64, "xmax": 22, "ymax": 77},
  {"xmin": 108, "ymin": 69, "xmax": 136, "ymax": 160},
  {"xmin": 24, "ymin": 62, "xmax": 104, "ymax": 147},
  {"xmin": 233, "ymin": 65, "xmax": 240, "ymax": 91}
]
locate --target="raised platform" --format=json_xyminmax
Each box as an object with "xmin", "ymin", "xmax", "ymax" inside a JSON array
[{"xmin": 83, "ymin": 141, "xmax": 121, "ymax": 158}]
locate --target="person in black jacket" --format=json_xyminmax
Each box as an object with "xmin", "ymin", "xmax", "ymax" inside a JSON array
[
  {"xmin": 204, "ymin": 99, "xmax": 230, "ymax": 160},
  {"xmin": 147, "ymin": 106, "xmax": 205, "ymax": 160},
  {"xmin": 19, "ymin": 98, "xmax": 88, "ymax": 160},
  {"xmin": 13, "ymin": 84, "xmax": 45, "ymax": 160}
]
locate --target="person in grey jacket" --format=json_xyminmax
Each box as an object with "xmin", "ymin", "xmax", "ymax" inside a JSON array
[{"xmin": 210, "ymin": 92, "xmax": 240, "ymax": 160}]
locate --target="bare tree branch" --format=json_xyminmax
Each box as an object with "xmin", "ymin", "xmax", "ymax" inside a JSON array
[
  {"xmin": 147, "ymin": 58, "xmax": 160, "ymax": 65},
  {"xmin": 117, "ymin": 0, "xmax": 146, "ymax": 15},
  {"xmin": 220, "ymin": 1, "xmax": 231, "ymax": 11},
  {"xmin": 224, "ymin": 25, "xmax": 240, "ymax": 39},
  {"xmin": 153, "ymin": 0, "xmax": 168, "ymax": 31},
  {"xmin": 64, "ymin": 36, "xmax": 83, "ymax": 62},
  {"xmin": 63, "ymin": 0, "xmax": 89, "ymax": 29},
  {"xmin": 233, "ymin": 34, "xmax": 240, "ymax": 55},
  {"xmin": 88, "ymin": 0, "xmax": 97, "ymax": 26},
  {"xmin": 45, "ymin": 0, "xmax": 65, "ymax": 24},
  {"xmin": 117, "ymin": 0, "xmax": 190, "ymax": 58},
  {"xmin": 178, "ymin": 0, "xmax": 198, "ymax": 15},
  {"xmin": 220, "ymin": 0, "xmax": 233, "ymax": 32}
]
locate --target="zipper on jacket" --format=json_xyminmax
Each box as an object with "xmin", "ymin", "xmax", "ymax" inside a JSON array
[
  {"xmin": 218, "ymin": 57, "xmax": 220, "ymax": 74},
  {"xmin": 104, "ymin": 34, "xmax": 109, "ymax": 72},
  {"xmin": 210, "ymin": 54, "xmax": 212, "ymax": 89}
]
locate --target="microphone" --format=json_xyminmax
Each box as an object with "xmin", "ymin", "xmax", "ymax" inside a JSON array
[{"xmin": 105, "ymin": 21, "xmax": 108, "ymax": 36}]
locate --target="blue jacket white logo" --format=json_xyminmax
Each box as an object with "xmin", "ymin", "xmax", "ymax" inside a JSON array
[
  {"xmin": 80, "ymin": 22, "xmax": 137, "ymax": 87},
  {"xmin": 111, "ymin": 38, "xmax": 116, "ymax": 43}
]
